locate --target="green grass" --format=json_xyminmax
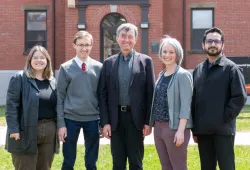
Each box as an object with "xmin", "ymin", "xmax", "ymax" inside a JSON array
[
  {"xmin": 242, "ymin": 105, "xmax": 250, "ymax": 112},
  {"xmin": 237, "ymin": 112, "xmax": 250, "ymax": 131},
  {"xmin": 0, "ymin": 106, "xmax": 250, "ymax": 169},
  {"xmin": 237, "ymin": 105, "xmax": 250, "ymax": 131},
  {"xmin": 0, "ymin": 106, "xmax": 5, "ymax": 126},
  {"xmin": 1, "ymin": 105, "xmax": 250, "ymax": 130},
  {"xmin": 0, "ymin": 145, "xmax": 249, "ymax": 170}
]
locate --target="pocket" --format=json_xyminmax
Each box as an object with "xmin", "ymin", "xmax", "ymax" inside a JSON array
[{"xmin": 8, "ymin": 131, "xmax": 25, "ymax": 151}]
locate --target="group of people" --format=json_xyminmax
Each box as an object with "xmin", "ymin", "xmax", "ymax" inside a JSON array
[{"xmin": 5, "ymin": 23, "xmax": 247, "ymax": 170}]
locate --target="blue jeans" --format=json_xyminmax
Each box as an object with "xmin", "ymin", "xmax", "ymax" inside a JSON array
[{"xmin": 62, "ymin": 118, "xmax": 99, "ymax": 170}]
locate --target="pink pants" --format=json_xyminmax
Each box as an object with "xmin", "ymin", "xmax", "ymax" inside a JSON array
[{"xmin": 154, "ymin": 121, "xmax": 190, "ymax": 170}]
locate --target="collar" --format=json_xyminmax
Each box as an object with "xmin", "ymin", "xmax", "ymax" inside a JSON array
[
  {"xmin": 156, "ymin": 65, "xmax": 181, "ymax": 89},
  {"xmin": 159, "ymin": 65, "xmax": 180, "ymax": 77},
  {"xmin": 74, "ymin": 56, "xmax": 90, "ymax": 69},
  {"xmin": 119, "ymin": 50, "xmax": 134, "ymax": 61},
  {"xmin": 205, "ymin": 55, "xmax": 226, "ymax": 67}
]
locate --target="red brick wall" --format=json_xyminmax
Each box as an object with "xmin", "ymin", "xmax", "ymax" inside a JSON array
[
  {"xmin": 185, "ymin": 0, "xmax": 250, "ymax": 69},
  {"xmin": 63, "ymin": 5, "xmax": 142, "ymax": 64},
  {"xmin": 0, "ymin": 0, "xmax": 53, "ymax": 70},
  {"xmin": 162, "ymin": 0, "xmax": 184, "ymax": 70},
  {"xmin": 1, "ymin": 0, "xmax": 250, "ymax": 72},
  {"xmin": 148, "ymin": 0, "xmax": 165, "ymax": 76},
  {"xmin": 64, "ymin": 2, "xmax": 166, "ymax": 76},
  {"xmin": 63, "ymin": 4, "xmax": 78, "ymax": 64},
  {"xmin": 55, "ymin": 0, "xmax": 65, "ymax": 69}
]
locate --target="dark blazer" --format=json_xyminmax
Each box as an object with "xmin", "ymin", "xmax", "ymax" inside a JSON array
[
  {"xmin": 98, "ymin": 52, "xmax": 155, "ymax": 131},
  {"xmin": 191, "ymin": 56, "xmax": 247, "ymax": 135},
  {"xmin": 5, "ymin": 71, "xmax": 59, "ymax": 154}
]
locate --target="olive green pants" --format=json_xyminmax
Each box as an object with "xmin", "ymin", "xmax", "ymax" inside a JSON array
[{"xmin": 11, "ymin": 120, "xmax": 56, "ymax": 170}]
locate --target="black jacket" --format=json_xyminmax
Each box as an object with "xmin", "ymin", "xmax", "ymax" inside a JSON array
[
  {"xmin": 5, "ymin": 71, "xmax": 59, "ymax": 154},
  {"xmin": 98, "ymin": 52, "xmax": 155, "ymax": 131},
  {"xmin": 191, "ymin": 56, "xmax": 247, "ymax": 135}
]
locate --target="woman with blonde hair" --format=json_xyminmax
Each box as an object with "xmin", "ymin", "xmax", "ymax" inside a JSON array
[
  {"xmin": 150, "ymin": 36, "xmax": 193, "ymax": 170},
  {"xmin": 5, "ymin": 45, "xmax": 59, "ymax": 170}
]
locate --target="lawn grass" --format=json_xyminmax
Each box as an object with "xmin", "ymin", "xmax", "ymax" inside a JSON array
[
  {"xmin": 0, "ymin": 106, "xmax": 5, "ymax": 126},
  {"xmin": 0, "ymin": 105, "xmax": 250, "ymax": 169},
  {"xmin": 237, "ymin": 105, "xmax": 250, "ymax": 131},
  {"xmin": 0, "ymin": 145, "xmax": 249, "ymax": 170},
  {"xmin": 242, "ymin": 104, "xmax": 250, "ymax": 112},
  {"xmin": 2, "ymin": 105, "xmax": 250, "ymax": 130},
  {"xmin": 237, "ymin": 112, "xmax": 250, "ymax": 131}
]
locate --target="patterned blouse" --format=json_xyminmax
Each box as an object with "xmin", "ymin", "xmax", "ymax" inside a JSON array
[{"xmin": 152, "ymin": 74, "xmax": 172, "ymax": 122}]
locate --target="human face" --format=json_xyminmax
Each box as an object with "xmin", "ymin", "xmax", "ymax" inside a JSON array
[
  {"xmin": 203, "ymin": 32, "xmax": 224, "ymax": 57},
  {"xmin": 31, "ymin": 51, "xmax": 47, "ymax": 72},
  {"xmin": 73, "ymin": 37, "xmax": 92, "ymax": 60},
  {"xmin": 116, "ymin": 29, "xmax": 137, "ymax": 56},
  {"xmin": 160, "ymin": 43, "xmax": 177, "ymax": 66}
]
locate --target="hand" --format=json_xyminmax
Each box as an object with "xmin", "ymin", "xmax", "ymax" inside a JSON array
[
  {"xmin": 193, "ymin": 135, "xmax": 198, "ymax": 143},
  {"xmin": 103, "ymin": 124, "xmax": 111, "ymax": 139},
  {"xmin": 10, "ymin": 133, "xmax": 20, "ymax": 140},
  {"xmin": 174, "ymin": 130, "xmax": 184, "ymax": 147},
  {"xmin": 143, "ymin": 125, "xmax": 152, "ymax": 137},
  {"xmin": 58, "ymin": 127, "xmax": 67, "ymax": 142},
  {"xmin": 99, "ymin": 128, "xmax": 104, "ymax": 138}
]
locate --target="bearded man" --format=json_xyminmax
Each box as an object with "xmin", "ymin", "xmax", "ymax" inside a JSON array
[{"xmin": 191, "ymin": 27, "xmax": 247, "ymax": 170}]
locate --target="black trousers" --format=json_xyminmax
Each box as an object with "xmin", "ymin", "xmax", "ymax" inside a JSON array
[
  {"xmin": 111, "ymin": 111, "xmax": 144, "ymax": 170},
  {"xmin": 197, "ymin": 134, "xmax": 235, "ymax": 170}
]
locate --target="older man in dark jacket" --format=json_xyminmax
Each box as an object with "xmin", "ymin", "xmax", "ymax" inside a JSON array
[
  {"xmin": 99, "ymin": 23, "xmax": 155, "ymax": 170},
  {"xmin": 191, "ymin": 27, "xmax": 247, "ymax": 170}
]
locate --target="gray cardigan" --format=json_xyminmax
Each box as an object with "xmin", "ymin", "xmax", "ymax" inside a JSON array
[{"xmin": 149, "ymin": 65, "xmax": 193, "ymax": 129}]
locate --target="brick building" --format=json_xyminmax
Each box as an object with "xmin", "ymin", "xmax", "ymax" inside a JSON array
[{"xmin": 0, "ymin": 0, "xmax": 250, "ymax": 104}]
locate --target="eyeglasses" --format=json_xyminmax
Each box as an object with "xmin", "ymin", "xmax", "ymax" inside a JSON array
[
  {"xmin": 205, "ymin": 39, "xmax": 222, "ymax": 45},
  {"xmin": 76, "ymin": 44, "xmax": 92, "ymax": 48}
]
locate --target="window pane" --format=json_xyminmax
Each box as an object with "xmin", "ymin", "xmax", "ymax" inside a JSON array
[
  {"xmin": 26, "ymin": 31, "xmax": 46, "ymax": 41},
  {"xmin": 192, "ymin": 10, "xmax": 212, "ymax": 29},
  {"xmin": 27, "ymin": 12, "xmax": 46, "ymax": 30},
  {"xmin": 191, "ymin": 29, "xmax": 206, "ymax": 50},
  {"xmin": 101, "ymin": 13, "xmax": 126, "ymax": 61},
  {"xmin": 26, "ymin": 41, "xmax": 47, "ymax": 50}
]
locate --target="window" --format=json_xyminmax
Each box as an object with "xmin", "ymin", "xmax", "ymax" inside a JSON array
[
  {"xmin": 100, "ymin": 13, "xmax": 127, "ymax": 62},
  {"xmin": 25, "ymin": 11, "xmax": 47, "ymax": 52},
  {"xmin": 191, "ymin": 9, "xmax": 214, "ymax": 51}
]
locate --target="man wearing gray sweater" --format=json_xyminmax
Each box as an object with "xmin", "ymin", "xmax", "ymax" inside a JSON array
[{"xmin": 57, "ymin": 31, "xmax": 102, "ymax": 170}]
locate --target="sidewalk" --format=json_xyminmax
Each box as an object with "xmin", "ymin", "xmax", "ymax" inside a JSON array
[{"xmin": 0, "ymin": 126, "xmax": 249, "ymax": 146}]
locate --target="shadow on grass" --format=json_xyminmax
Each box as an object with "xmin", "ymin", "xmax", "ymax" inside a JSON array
[{"xmin": 237, "ymin": 117, "xmax": 250, "ymax": 119}]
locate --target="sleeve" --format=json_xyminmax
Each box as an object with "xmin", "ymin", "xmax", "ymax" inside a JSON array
[
  {"xmin": 56, "ymin": 66, "xmax": 69, "ymax": 128},
  {"xmin": 178, "ymin": 71, "xmax": 193, "ymax": 119},
  {"xmin": 98, "ymin": 60, "xmax": 110, "ymax": 127},
  {"xmin": 224, "ymin": 66, "xmax": 247, "ymax": 122},
  {"xmin": 5, "ymin": 74, "xmax": 22, "ymax": 134},
  {"xmin": 145, "ymin": 58, "xmax": 155, "ymax": 125}
]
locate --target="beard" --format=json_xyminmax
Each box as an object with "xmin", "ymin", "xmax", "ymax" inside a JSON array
[{"xmin": 205, "ymin": 47, "xmax": 222, "ymax": 56}]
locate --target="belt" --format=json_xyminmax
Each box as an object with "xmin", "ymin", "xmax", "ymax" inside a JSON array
[{"xmin": 118, "ymin": 105, "xmax": 131, "ymax": 112}]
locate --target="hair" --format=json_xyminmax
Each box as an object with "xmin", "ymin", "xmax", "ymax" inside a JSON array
[
  {"xmin": 25, "ymin": 45, "xmax": 53, "ymax": 79},
  {"xmin": 158, "ymin": 35, "xmax": 184, "ymax": 65},
  {"xmin": 73, "ymin": 31, "xmax": 93, "ymax": 44},
  {"xmin": 116, "ymin": 23, "xmax": 138, "ymax": 38},
  {"xmin": 203, "ymin": 27, "xmax": 224, "ymax": 43}
]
